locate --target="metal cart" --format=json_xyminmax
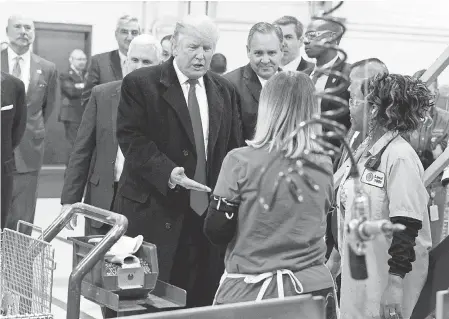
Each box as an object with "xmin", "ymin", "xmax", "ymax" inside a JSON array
[
  {"xmin": 38, "ymin": 202, "xmax": 185, "ymax": 319},
  {"xmin": 0, "ymin": 222, "xmax": 55, "ymax": 319}
]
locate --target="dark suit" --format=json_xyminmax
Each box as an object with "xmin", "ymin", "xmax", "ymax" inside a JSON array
[
  {"xmin": 58, "ymin": 67, "xmax": 86, "ymax": 151},
  {"xmin": 321, "ymin": 58, "xmax": 351, "ymax": 132},
  {"xmin": 82, "ymin": 50, "xmax": 123, "ymax": 107},
  {"xmin": 61, "ymin": 81, "xmax": 121, "ymax": 235},
  {"xmin": 1, "ymin": 49, "xmax": 57, "ymax": 234},
  {"xmin": 224, "ymin": 63, "xmax": 261, "ymax": 141},
  {"xmin": 1, "ymin": 72, "xmax": 27, "ymax": 228},
  {"xmin": 115, "ymin": 57, "xmax": 243, "ymax": 307},
  {"xmin": 296, "ymin": 57, "xmax": 314, "ymax": 75}
]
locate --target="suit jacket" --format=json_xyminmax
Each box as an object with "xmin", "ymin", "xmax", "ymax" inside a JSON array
[
  {"xmin": 115, "ymin": 57, "xmax": 243, "ymax": 281},
  {"xmin": 61, "ymin": 81, "xmax": 121, "ymax": 222},
  {"xmin": 1, "ymin": 49, "xmax": 58, "ymax": 172},
  {"xmin": 58, "ymin": 68, "xmax": 86, "ymax": 123},
  {"xmin": 1, "ymin": 72, "xmax": 27, "ymax": 176},
  {"xmin": 296, "ymin": 57, "xmax": 314, "ymax": 75},
  {"xmin": 82, "ymin": 50, "xmax": 122, "ymax": 107},
  {"xmin": 224, "ymin": 63, "xmax": 261, "ymax": 141},
  {"xmin": 321, "ymin": 58, "xmax": 351, "ymax": 131}
]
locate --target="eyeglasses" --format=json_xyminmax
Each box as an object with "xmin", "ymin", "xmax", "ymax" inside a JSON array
[
  {"xmin": 118, "ymin": 29, "xmax": 139, "ymax": 36},
  {"xmin": 349, "ymin": 98, "xmax": 366, "ymax": 107},
  {"xmin": 304, "ymin": 30, "xmax": 334, "ymax": 41}
]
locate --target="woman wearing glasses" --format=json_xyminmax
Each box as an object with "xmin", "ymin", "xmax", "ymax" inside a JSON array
[
  {"xmin": 204, "ymin": 71, "xmax": 337, "ymax": 319},
  {"xmin": 333, "ymin": 74, "xmax": 433, "ymax": 319}
]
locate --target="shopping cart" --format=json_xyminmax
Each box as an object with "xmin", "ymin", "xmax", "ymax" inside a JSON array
[{"xmin": 0, "ymin": 222, "xmax": 55, "ymax": 319}]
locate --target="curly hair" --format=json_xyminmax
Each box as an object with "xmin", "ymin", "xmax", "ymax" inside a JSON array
[{"xmin": 362, "ymin": 73, "xmax": 433, "ymax": 132}]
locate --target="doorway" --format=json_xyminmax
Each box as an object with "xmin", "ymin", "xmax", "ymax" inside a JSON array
[{"xmin": 33, "ymin": 22, "xmax": 92, "ymax": 165}]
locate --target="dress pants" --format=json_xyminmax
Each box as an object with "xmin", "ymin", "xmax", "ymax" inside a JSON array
[
  {"xmin": 64, "ymin": 121, "xmax": 80, "ymax": 165},
  {"xmin": 1, "ymin": 173, "xmax": 13, "ymax": 229},
  {"xmin": 169, "ymin": 210, "xmax": 225, "ymax": 308},
  {"xmin": 6, "ymin": 171, "xmax": 39, "ymax": 235}
]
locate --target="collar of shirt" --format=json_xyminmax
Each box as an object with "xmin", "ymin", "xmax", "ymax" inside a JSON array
[
  {"xmin": 367, "ymin": 130, "xmax": 399, "ymax": 156},
  {"xmin": 257, "ymin": 71, "xmax": 279, "ymax": 87},
  {"xmin": 173, "ymin": 59, "xmax": 205, "ymax": 88},
  {"xmin": 311, "ymin": 54, "xmax": 339, "ymax": 77},
  {"xmin": 282, "ymin": 55, "xmax": 303, "ymax": 72},
  {"xmin": 8, "ymin": 46, "xmax": 31, "ymax": 64},
  {"xmin": 118, "ymin": 50, "xmax": 127, "ymax": 64},
  {"xmin": 70, "ymin": 65, "xmax": 82, "ymax": 77}
]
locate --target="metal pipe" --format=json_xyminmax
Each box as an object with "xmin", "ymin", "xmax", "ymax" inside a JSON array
[{"xmin": 41, "ymin": 203, "xmax": 128, "ymax": 319}]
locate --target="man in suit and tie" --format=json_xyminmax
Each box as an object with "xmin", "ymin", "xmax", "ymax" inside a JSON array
[
  {"xmin": 115, "ymin": 15, "xmax": 243, "ymax": 308},
  {"xmin": 304, "ymin": 20, "xmax": 351, "ymax": 138},
  {"xmin": 58, "ymin": 49, "xmax": 87, "ymax": 155},
  {"xmin": 1, "ymin": 72, "xmax": 27, "ymax": 229},
  {"xmin": 1, "ymin": 15, "xmax": 58, "ymax": 234},
  {"xmin": 225, "ymin": 22, "xmax": 283, "ymax": 140},
  {"xmin": 273, "ymin": 16, "xmax": 314, "ymax": 74},
  {"xmin": 81, "ymin": 15, "xmax": 140, "ymax": 105},
  {"xmin": 61, "ymin": 35, "xmax": 163, "ymax": 236}
]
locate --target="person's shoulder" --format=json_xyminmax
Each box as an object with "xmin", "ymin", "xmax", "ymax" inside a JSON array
[
  {"xmin": 436, "ymin": 107, "xmax": 449, "ymax": 122},
  {"xmin": 2, "ymin": 71, "xmax": 22, "ymax": 87},
  {"xmin": 92, "ymin": 50, "xmax": 116, "ymax": 60},
  {"xmin": 223, "ymin": 65, "xmax": 245, "ymax": 82},
  {"xmin": 32, "ymin": 53, "xmax": 56, "ymax": 70},
  {"xmin": 388, "ymin": 135, "xmax": 421, "ymax": 163},
  {"xmin": 92, "ymin": 80, "xmax": 122, "ymax": 94}
]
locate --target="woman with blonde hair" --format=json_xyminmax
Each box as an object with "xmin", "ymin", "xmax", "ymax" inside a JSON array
[{"xmin": 204, "ymin": 71, "xmax": 337, "ymax": 318}]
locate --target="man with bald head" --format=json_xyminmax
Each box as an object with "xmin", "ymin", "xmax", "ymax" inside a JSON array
[
  {"xmin": 304, "ymin": 19, "xmax": 351, "ymax": 146},
  {"xmin": 58, "ymin": 49, "xmax": 87, "ymax": 154},
  {"xmin": 1, "ymin": 15, "xmax": 57, "ymax": 234},
  {"xmin": 61, "ymin": 35, "xmax": 163, "ymax": 241},
  {"xmin": 115, "ymin": 15, "xmax": 243, "ymax": 308}
]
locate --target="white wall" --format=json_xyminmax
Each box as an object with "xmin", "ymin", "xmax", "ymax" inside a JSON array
[{"xmin": 2, "ymin": 1, "xmax": 449, "ymax": 84}]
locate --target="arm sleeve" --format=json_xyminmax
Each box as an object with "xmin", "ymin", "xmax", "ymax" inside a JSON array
[
  {"xmin": 388, "ymin": 216, "xmax": 422, "ymax": 278},
  {"xmin": 81, "ymin": 57, "xmax": 100, "ymax": 108},
  {"xmin": 227, "ymin": 86, "xmax": 244, "ymax": 151},
  {"xmin": 60, "ymin": 73, "xmax": 83, "ymax": 99},
  {"xmin": 387, "ymin": 157, "xmax": 428, "ymax": 277},
  {"xmin": 43, "ymin": 66, "xmax": 58, "ymax": 123},
  {"xmin": 60, "ymin": 88, "xmax": 98, "ymax": 204},
  {"xmin": 116, "ymin": 74, "xmax": 177, "ymax": 196},
  {"xmin": 204, "ymin": 152, "xmax": 245, "ymax": 245},
  {"xmin": 11, "ymin": 79, "xmax": 27, "ymax": 149}
]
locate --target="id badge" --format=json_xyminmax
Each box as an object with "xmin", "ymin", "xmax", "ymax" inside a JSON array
[
  {"xmin": 360, "ymin": 168, "xmax": 385, "ymax": 188},
  {"xmin": 429, "ymin": 205, "xmax": 439, "ymax": 221}
]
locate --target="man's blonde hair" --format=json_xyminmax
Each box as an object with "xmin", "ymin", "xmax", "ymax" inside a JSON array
[
  {"xmin": 172, "ymin": 15, "xmax": 219, "ymax": 47},
  {"xmin": 247, "ymin": 71, "xmax": 321, "ymax": 159}
]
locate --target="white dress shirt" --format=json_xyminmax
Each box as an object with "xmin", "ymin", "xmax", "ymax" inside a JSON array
[
  {"xmin": 310, "ymin": 55, "xmax": 339, "ymax": 94},
  {"xmin": 114, "ymin": 146, "xmax": 125, "ymax": 182},
  {"xmin": 8, "ymin": 46, "xmax": 31, "ymax": 92},
  {"xmin": 281, "ymin": 55, "xmax": 303, "ymax": 72},
  {"xmin": 118, "ymin": 50, "xmax": 127, "ymax": 76},
  {"xmin": 173, "ymin": 59, "xmax": 209, "ymax": 156}
]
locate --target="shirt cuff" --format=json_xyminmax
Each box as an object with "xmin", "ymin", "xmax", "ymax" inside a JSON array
[
  {"xmin": 168, "ymin": 179, "xmax": 176, "ymax": 189},
  {"xmin": 441, "ymin": 167, "xmax": 449, "ymax": 186}
]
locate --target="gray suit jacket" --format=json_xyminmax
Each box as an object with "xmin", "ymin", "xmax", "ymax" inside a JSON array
[
  {"xmin": 1, "ymin": 49, "xmax": 58, "ymax": 172},
  {"xmin": 61, "ymin": 81, "xmax": 121, "ymax": 227},
  {"xmin": 81, "ymin": 50, "xmax": 122, "ymax": 107},
  {"xmin": 224, "ymin": 64, "xmax": 261, "ymax": 141}
]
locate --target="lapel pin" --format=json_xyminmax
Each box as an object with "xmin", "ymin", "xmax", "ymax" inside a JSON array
[
  {"xmin": 331, "ymin": 77, "xmax": 337, "ymax": 84},
  {"xmin": 37, "ymin": 69, "xmax": 42, "ymax": 74}
]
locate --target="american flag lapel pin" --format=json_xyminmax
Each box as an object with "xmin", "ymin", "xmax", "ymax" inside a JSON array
[{"xmin": 37, "ymin": 69, "xmax": 42, "ymax": 74}]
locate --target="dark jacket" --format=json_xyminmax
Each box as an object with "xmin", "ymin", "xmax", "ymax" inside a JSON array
[
  {"xmin": 82, "ymin": 49, "xmax": 122, "ymax": 106},
  {"xmin": 114, "ymin": 57, "xmax": 243, "ymax": 281},
  {"xmin": 58, "ymin": 67, "xmax": 86, "ymax": 123}
]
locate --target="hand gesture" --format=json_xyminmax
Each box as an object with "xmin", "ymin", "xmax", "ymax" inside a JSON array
[
  {"xmin": 170, "ymin": 167, "xmax": 211, "ymax": 192},
  {"xmin": 380, "ymin": 275, "xmax": 404, "ymax": 319}
]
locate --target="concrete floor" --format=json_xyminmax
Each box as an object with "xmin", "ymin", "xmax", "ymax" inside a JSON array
[{"xmin": 29, "ymin": 167, "xmax": 103, "ymax": 318}]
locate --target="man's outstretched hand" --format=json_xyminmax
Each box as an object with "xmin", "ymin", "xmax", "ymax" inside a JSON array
[{"xmin": 170, "ymin": 167, "xmax": 211, "ymax": 192}]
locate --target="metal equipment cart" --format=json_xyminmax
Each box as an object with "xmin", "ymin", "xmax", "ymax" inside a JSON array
[
  {"xmin": 0, "ymin": 222, "xmax": 55, "ymax": 319},
  {"xmin": 37, "ymin": 202, "xmax": 185, "ymax": 319}
]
